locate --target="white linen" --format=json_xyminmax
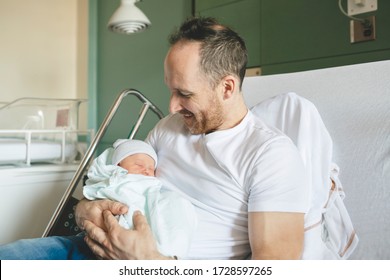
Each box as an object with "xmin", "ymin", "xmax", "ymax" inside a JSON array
[
  {"xmin": 242, "ymin": 60, "xmax": 390, "ymax": 259},
  {"xmin": 0, "ymin": 138, "xmax": 77, "ymax": 164},
  {"xmin": 251, "ymin": 92, "xmax": 358, "ymax": 259}
]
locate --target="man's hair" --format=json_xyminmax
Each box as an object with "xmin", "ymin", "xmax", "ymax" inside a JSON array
[{"xmin": 168, "ymin": 17, "xmax": 248, "ymax": 89}]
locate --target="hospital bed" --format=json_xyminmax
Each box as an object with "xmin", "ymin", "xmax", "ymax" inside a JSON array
[
  {"xmin": 43, "ymin": 60, "xmax": 389, "ymax": 259},
  {"xmin": 0, "ymin": 98, "xmax": 93, "ymax": 244},
  {"xmin": 242, "ymin": 60, "xmax": 390, "ymax": 259}
]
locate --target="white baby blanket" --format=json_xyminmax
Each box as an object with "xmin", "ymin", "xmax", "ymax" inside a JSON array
[
  {"xmin": 83, "ymin": 148, "xmax": 197, "ymax": 259},
  {"xmin": 251, "ymin": 92, "xmax": 358, "ymax": 259}
]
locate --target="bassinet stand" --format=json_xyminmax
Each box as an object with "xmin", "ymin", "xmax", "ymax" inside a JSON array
[{"xmin": 42, "ymin": 89, "xmax": 164, "ymax": 237}]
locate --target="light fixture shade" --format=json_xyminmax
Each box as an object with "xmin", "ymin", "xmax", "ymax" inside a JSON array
[{"xmin": 108, "ymin": 0, "xmax": 151, "ymax": 35}]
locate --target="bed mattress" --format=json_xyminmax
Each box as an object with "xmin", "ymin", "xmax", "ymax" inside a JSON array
[{"xmin": 0, "ymin": 138, "xmax": 77, "ymax": 164}]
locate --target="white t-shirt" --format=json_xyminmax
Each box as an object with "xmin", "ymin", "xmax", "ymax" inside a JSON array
[{"xmin": 146, "ymin": 110, "xmax": 309, "ymax": 259}]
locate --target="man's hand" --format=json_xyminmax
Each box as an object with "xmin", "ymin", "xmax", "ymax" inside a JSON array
[
  {"xmin": 83, "ymin": 210, "xmax": 173, "ymax": 260},
  {"xmin": 75, "ymin": 199, "xmax": 128, "ymax": 231}
]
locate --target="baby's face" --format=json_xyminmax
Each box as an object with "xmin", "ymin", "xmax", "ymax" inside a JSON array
[{"xmin": 119, "ymin": 153, "xmax": 156, "ymax": 177}]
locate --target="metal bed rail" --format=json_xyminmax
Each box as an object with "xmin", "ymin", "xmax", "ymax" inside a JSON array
[{"xmin": 42, "ymin": 89, "xmax": 164, "ymax": 237}]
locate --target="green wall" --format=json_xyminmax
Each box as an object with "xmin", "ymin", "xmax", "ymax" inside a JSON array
[
  {"xmin": 90, "ymin": 0, "xmax": 390, "ymax": 149},
  {"xmin": 259, "ymin": 0, "xmax": 390, "ymax": 74},
  {"xmin": 195, "ymin": 0, "xmax": 390, "ymax": 74},
  {"xmin": 89, "ymin": 0, "xmax": 192, "ymax": 151},
  {"xmin": 194, "ymin": 0, "xmax": 261, "ymax": 68}
]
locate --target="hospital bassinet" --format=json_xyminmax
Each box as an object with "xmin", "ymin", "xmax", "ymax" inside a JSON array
[
  {"xmin": 0, "ymin": 97, "xmax": 92, "ymax": 166},
  {"xmin": 0, "ymin": 97, "xmax": 94, "ymax": 244}
]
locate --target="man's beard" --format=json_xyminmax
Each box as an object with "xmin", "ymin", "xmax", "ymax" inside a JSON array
[{"xmin": 181, "ymin": 97, "xmax": 224, "ymax": 135}]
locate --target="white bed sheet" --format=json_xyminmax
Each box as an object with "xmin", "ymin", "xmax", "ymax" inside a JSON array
[
  {"xmin": 0, "ymin": 138, "xmax": 77, "ymax": 164},
  {"xmin": 242, "ymin": 60, "xmax": 390, "ymax": 259}
]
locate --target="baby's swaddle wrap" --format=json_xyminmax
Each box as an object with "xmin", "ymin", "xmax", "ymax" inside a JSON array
[{"xmin": 83, "ymin": 148, "xmax": 197, "ymax": 259}]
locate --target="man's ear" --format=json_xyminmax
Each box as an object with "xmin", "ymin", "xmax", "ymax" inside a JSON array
[{"xmin": 220, "ymin": 75, "xmax": 237, "ymax": 100}]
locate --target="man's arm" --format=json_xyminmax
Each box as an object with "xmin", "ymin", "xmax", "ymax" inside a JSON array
[{"xmin": 248, "ymin": 211, "xmax": 304, "ymax": 259}]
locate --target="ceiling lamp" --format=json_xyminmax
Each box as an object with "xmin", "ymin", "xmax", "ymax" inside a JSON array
[{"xmin": 108, "ymin": 0, "xmax": 151, "ymax": 35}]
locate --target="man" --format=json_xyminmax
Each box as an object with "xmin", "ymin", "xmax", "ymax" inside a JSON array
[
  {"xmin": 78, "ymin": 17, "xmax": 309, "ymax": 260},
  {"xmin": 0, "ymin": 17, "xmax": 308, "ymax": 260}
]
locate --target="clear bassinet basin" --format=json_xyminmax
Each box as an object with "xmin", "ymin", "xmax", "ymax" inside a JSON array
[{"xmin": 0, "ymin": 97, "xmax": 92, "ymax": 166}]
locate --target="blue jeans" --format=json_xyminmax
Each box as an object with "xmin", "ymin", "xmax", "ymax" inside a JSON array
[{"xmin": 0, "ymin": 233, "xmax": 96, "ymax": 260}]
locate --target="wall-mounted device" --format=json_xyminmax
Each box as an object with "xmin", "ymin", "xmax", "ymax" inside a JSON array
[
  {"xmin": 339, "ymin": 0, "xmax": 377, "ymax": 43},
  {"xmin": 347, "ymin": 0, "xmax": 377, "ymax": 16}
]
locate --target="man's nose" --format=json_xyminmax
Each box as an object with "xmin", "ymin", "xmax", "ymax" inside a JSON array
[{"xmin": 169, "ymin": 94, "xmax": 182, "ymax": 114}]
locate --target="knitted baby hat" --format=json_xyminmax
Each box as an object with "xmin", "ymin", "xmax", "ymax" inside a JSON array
[{"xmin": 111, "ymin": 139, "xmax": 157, "ymax": 167}]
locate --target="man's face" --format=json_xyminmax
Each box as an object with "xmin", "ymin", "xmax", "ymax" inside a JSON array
[{"xmin": 164, "ymin": 41, "xmax": 224, "ymax": 134}]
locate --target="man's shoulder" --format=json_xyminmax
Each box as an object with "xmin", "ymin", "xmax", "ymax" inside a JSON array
[
  {"xmin": 150, "ymin": 113, "xmax": 188, "ymax": 141},
  {"xmin": 156, "ymin": 113, "xmax": 182, "ymax": 127},
  {"xmin": 245, "ymin": 111, "xmax": 290, "ymax": 145},
  {"xmin": 152, "ymin": 113, "xmax": 183, "ymax": 132}
]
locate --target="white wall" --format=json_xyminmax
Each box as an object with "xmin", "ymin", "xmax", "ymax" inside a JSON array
[{"xmin": 0, "ymin": 0, "xmax": 88, "ymax": 128}]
